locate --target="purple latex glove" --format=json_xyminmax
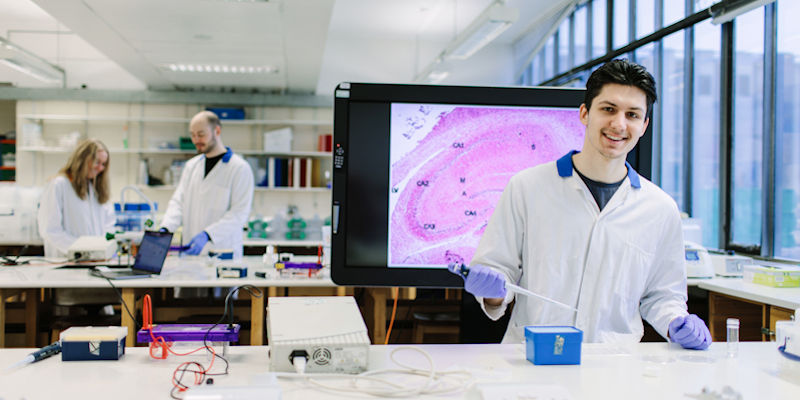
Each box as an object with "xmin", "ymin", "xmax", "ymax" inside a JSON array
[
  {"xmin": 185, "ymin": 231, "xmax": 210, "ymax": 255},
  {"xmin": 669, "ymin": 314, "xmax": 712, "ymax": 350},
  {"xmin": 448, "ymin": 263, "xmax": 507, "ymax": 299}
]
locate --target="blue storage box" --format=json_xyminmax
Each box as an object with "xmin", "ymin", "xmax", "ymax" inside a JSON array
[
  {"xmin": 206, "ymin": 107, "xmax": 245, "ymax": 120},
  {"xmin": 525, "ymin": 326, "xmax": 583, "ymax": 365},
  {"xmin": 60, "ymin": 326, "xmax": 127, "ymax": 361}
]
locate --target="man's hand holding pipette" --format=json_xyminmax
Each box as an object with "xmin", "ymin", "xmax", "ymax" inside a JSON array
[
  {"xmin": 448, "ymin": 263, "xmax": 507, "ymax": 299},
  {"xmin": 448, "ymin": 263, "xmax": 578, "ymax": 313}
]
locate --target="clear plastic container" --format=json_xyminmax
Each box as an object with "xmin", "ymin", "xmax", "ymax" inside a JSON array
[
  {"xmin": 726, "ymin": 318, "xmax": 739, "ymax": 357},
  {"xmin": 114, "ymin": 202, "xmax": 157, "ymax": 232}
]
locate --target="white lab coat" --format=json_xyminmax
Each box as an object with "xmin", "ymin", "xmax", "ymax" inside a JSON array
[
  {"xmin": 472, "ymin": 151, "xmax": 688, "ymax": 344},
  {"xmin": 37, "ymin": 175, "xmax": 117, "ymax": 258},
  {"xmin": 160, "ymin": 148, "xmax": 254, "ymax": 258}
]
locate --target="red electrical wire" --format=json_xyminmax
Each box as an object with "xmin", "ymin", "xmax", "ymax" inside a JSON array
[{"xmin": 142, "ymin": 294, "xmax": 222, "ymax": 396}]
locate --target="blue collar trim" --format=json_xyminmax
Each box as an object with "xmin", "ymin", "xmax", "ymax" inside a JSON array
[
  {"xmin": 556, "ymin": 150, "xmax": 641, "ymax": 188},
  {"xmin": 222, "ymin": 147, "xmax": 233, "ymax": 163}
]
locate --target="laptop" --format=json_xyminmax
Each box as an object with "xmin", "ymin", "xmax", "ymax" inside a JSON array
[{"xmin": 91, "ymin": 230, "xmax": 173, "ymax": 280}]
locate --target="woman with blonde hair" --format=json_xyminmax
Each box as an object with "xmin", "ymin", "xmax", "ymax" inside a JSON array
[{"xmin": 38, "ymin": 138, "xmax": 116, "ymax": 257}]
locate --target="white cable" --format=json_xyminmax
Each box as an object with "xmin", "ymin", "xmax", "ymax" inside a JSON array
[
  {"xmin": 292, "ymin": 355, "xmax": 307, "ymax": 374},
  {"xmin": 276, "ymin": 346, "xmax": 473, "ymax": 397}
]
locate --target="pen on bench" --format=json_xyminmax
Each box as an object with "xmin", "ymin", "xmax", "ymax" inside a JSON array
[
  {"xmin": 451, "ymin": 263, "xmax": 578, "ymax": 313},
  {"xmin": 7, "ymin": 341, "xmax": 62, "ymax": 370}
]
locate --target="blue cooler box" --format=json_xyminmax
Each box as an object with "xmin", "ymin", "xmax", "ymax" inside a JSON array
[{"xmin": 525, "ymin": 326, "xmax": 583, "ymax": 365}]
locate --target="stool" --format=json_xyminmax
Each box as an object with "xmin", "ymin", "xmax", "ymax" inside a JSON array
[{"xmin": 412, "ymin": 311, "xmax": 459, "ymax": 344}]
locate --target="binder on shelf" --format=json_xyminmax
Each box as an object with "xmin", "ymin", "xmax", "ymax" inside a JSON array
[
  {"xmin": 287, "ymin": 158, "xmax": 294, "ymax": 188},
  {"xmin": 303, "ymin": 157, "xmax": 313, "ymax": 188},
  {"xmin": 267, "ymin": 157, "xmax": 276, "ymax": 188},
  {"xmin": 311, "ymin": 159, "xmax": 322, "ymax": 187},
  {"xmin": 293, "ymin": 157, "xmax": 302, "ymax": 188},
  {"xmin": 274, "ymin": 158, "xmax": 289, "ymax": 187}
]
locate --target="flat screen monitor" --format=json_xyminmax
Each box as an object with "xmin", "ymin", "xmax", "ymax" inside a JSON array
[{"xmin": 331, "ymin": 82, "xmax": 650, "ymax": 288}]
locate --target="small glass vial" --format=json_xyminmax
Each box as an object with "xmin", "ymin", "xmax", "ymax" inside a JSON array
[{"xmin": 726, "ymin": 318, "xmax": 740, "ymax": 357}]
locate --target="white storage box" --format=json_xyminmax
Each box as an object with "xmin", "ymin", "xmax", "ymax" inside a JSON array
[{"xmin": 263, "ymin": 127, "xmax": 293, "ymax": 153}]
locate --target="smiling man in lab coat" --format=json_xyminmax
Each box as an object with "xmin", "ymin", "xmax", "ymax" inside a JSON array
[
  {"xmin": 452, "ymin": 59, "xmax": 711, "ymax": 350},
  {"xmin": 160, "ymin": 110, "xmax": 254, "ymax": 258}
]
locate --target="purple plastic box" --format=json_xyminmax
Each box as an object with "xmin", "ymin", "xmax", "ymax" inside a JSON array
[{"xmin": 137, "ymin": 324, "xmax": 240, "ymax": 343}]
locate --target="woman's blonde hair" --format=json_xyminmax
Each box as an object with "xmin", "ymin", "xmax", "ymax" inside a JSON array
[{"xmin": 59, "ymin": 139, "xmax": 111, "ymax": 204}]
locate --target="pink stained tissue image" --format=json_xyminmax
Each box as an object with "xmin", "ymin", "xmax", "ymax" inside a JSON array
[{"xmin": 388, "ymin": 105, "xmax": 584, "ymax": 267}]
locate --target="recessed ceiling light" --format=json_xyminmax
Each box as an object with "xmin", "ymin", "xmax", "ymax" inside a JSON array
[{"xmin": 161, "ymin": 63, "xmax": 279, "ymax": 74}]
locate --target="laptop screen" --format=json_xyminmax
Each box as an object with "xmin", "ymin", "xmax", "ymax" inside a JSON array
[{"xmin": 134, "ymin": 231, "xmax": 173, "ymax": 273}]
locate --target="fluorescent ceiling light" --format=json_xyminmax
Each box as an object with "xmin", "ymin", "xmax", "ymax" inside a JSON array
[
  {"xmin": 445, "ymin": 2, "xmax": 518, "ymax": 60},
  {"xmin": 0, "ymin": 37, "xmax": 65, "ymax": 84},
  {"xmin": 414, "ymin": 1, "xmax": 518, "ymax": 83},
  {"xmin": 426, "ymin": 70, "xmax": 450, "ymax": 84},
  {"xmin": 710, "ymin": 0, "xmax": 775, "ymax": 25},
  {"xmin": 163, "ymin": 64, "xmax": 279, "ymax": 74}
]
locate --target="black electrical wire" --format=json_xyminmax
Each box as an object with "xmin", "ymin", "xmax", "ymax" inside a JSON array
[
  {"xmin": 102, "ymin": 277, "xmax": 141, "ymax": 330},
  {"xmin": 169, "ymin": 285, "xmax": 264, "ymax": 398},
  {"xmin": 1, "ymin": 245, "xmax": 30, "ymax": 266}
]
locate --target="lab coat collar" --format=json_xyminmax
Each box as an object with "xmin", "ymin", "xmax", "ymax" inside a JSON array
[
  {"xmin": 203, "ymin": 146, "xmax": 233, "ymax": 163},
  {"xmin": 556, "ymin": 150, "xmax": 641, "ymax": 188}
]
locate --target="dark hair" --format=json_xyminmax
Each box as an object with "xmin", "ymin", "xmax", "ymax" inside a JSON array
[{"xmin": 584, "ymin": 59, "xmax": 657, "ymax": 118}]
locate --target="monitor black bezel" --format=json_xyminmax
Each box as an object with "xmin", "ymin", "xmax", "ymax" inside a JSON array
[{"xmin": 330, "ymin": 82, "xmax": 637, "ymax": 288}]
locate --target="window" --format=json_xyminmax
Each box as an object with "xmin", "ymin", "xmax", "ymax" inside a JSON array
[
  {"xmin": 732, "ymin": 8, "xmax": 765, "ymax": 246},
  {"xmin": 592, "ymin": 0, "xmax": 608, "ymax": 58},
  {"xmin": 692, "ymin": 20, "xmax": 721, "ymax": 248},
  {"xmin": 543, "ymin": 36, "xmax": 555, "ymax": 80},
  {"xmin": 776, "ymin": 0, "xmax": 800, "ymax": 259},
  {"xmin": 660, "ymin": 30, "xmax": 686, "ymax": 210},
  {"xmin": 636, "ymin": 0, "xmax": 655, "ymax": 40},
  {"xmin": 574, "ymin": 6, "xmax": 588, "ymax": 67},
  {"xmin": 664, "ymin": 1, "xmax": 686, "ymax": 27},
  {"xmin": 614, "ymin": 0, "xmax": 631, "ymax": 49},
  {"xmin": 529, "ymin": 50, "xmax": 541, "ymax": 85},
  {"xmin": 557, "ymin": 17, "xmax": 570, "ymax": 73},
  {"xmin": 635, "ymin": 43, "xmax": 656, "ymax": 74}
]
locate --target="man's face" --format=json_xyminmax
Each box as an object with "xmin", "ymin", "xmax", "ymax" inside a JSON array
[
  {"xmin": 190, "ymin": 119, "xmax": 218, "ymax": 154},
  {"xmin": 579, "ymin": 83, "xmax": 649, "ymax": 162},
  {"xmin": 87, "ymin": 149, "xmax": 108, "ymax": 179}
]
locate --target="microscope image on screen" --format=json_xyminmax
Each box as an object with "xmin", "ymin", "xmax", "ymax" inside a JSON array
[{"xmin": 387, "ymin": 103, "xmax": 584, "ymax": 268}]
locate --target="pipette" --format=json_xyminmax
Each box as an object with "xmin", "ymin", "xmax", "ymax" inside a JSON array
[
  {"xmin": 450, "ymin": 263, "xmax": 578, "ymax": 314},
  {"xmin": 6, "ymin": 341, "xmax": 62, "ymax": 370}
]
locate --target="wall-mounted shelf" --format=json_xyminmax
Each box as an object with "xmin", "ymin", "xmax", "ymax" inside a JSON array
[
  {"xmin": 16, "ymin": 100, "xmax": 333, "ymax": 228},
  {"xmin": 19, "ymin": 114, "xmax": 331, "ymax": 126},
  {"xmin": 19, "ymin": 146, "xmax": 331, "ymax": 158}
]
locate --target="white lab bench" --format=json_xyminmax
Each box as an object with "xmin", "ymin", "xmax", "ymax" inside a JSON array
[
  {"xmin": 0, "ymin": 342, "xmax": 797, "ymax": 399},
  {"xmin": 0, "ymin": 256, "xmax": 341, "ymax": 348}
]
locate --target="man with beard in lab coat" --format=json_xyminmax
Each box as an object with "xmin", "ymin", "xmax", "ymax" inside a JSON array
[
  {"xmin": 451, "ymin": 59, "xmax": 711, "ymax": 350},
  {"xmin": 160, "ymin": 110, "xmax": 254, "ymax": 258}
]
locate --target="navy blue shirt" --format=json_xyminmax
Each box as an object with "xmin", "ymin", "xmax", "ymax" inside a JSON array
[{"xmin": 573, "ymin": 166, "xmax": 625, "ymax": 212}]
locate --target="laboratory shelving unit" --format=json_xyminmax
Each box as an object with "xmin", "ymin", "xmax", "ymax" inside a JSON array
[{"xmin": 16, "ymin": 103, "xmax": 333, "ymax": 250}]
